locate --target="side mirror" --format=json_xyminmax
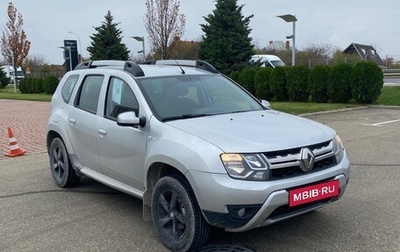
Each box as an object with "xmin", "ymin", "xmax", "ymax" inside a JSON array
[
  {"xmin": 117, "ymin": 111, "xmax": 146, "ymax": 127},
  {"xmin": 261, "ymin": 100, "xmax": 271, "ymax": 108}
]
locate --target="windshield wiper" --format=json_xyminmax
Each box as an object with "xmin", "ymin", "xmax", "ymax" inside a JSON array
[
  {"xmin": 229, "ymin": 110, "xmax": 250, "ymax": 114},
  {"xmin": 162, "ymin": 114, "xmax": 211, "ymax": 122}
]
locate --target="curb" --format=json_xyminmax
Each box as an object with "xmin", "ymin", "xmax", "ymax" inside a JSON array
[
  {"xmin": 299, "ymin": 104, "xmax": 400, "ymax": 117},
  {"xmin": 299, "ymin": 106, "xmax": 369, "ymax": 117},
  {"xmin": 368, "ymin": 105, "xmax": 400, "ymax": 110}
]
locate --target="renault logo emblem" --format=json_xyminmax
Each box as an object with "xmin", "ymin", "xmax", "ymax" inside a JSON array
[{"xmin": 300, "ymin": 148, "xmax": 315, "ymax": 171}]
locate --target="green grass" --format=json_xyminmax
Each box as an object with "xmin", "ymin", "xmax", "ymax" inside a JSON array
[
  {"xmin": 0, "ymin": 86, "xmax": 52, "ymax": 102},
  {"xmin": 375, "ymin": 86, "xmax": 400, "ymax": 106},
  {"xmin": 270, "ymin": 102, "xmax": 361, "ymax": 115},
  {"xmin": 271, "ymin": 86, "xmax": 399, "ymax": 114}
]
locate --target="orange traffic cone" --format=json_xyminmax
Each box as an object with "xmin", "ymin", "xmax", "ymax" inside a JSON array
[{"xmin": 5, "ymin": 127, "xmax": 26, "ymax": 157}]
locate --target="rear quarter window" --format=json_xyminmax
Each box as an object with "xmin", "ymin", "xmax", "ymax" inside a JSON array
[{"xmin": 61, "ymin": 75, "xmax": 79, "ymax": 103}]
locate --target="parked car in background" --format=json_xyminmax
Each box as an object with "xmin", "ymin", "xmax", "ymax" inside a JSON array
[
  {"xmin": 250, "ymin": 54, "xmax": 285, "ymax": 68},
  {"xmin": 0, "ymin": 65, "xmax": 24, "ymax": 82},
  {"xmin": 47, "ymin": 59, "xmax": 350, "ymax": 252}
]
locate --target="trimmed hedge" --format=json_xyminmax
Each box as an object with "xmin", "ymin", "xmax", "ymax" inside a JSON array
[
  {"xmin": 229, "ymin": 71, "xmax": 240, "ymax": 83},
  {"xmin": 309, "ymin": 65, "xmax": 330, "ymax": 103},
  {"xmin": 19, "ymin": 76, "xmax": 59, "ymax": 94},
  {"xmin": 254, "ymin": 67, "xmax": 273, "ymax": 100},
  {"xmin": 351, "ymin": 61, "xmax": 383, "ymax": 104},
  {"xmin": 238, "ymin": 68, "xmax": 257, "ymax": 95},
  {"xmin": 43, "ymin": 76, "xmax": 59, "ymax": 95},
  {"xmin": 270, "ymin": 66, "xmax": 288, "ymax": 101},
  {"xmin": 230, "ymin": 62, "xmax": 383, "ymax": 104},
  {"xmin": 34, "ymin": 78, "xmax": 44, "ymax": 93},
  {"xmin": 19, "ymin": 77, "xmax": 46, "ymax": 94},
  {"xmin": 287, "ymin": 66, "xmax": 310, "ymax": 102},
  {"xmin": 19, "ymin": 77, "xmax": 33, "ymax": 93},
  {"xmin": 328, "ymin": 63, "xmax": 353, "ymax": 103}
]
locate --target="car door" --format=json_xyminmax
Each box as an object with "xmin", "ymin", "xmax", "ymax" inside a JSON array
[
  {"xmin": 96, "ymin": 75, "xmax": 148, "ymax": 191},
  {"xmin": 66, "ymin": 74, "xmax": 104, "ymax": 172}
]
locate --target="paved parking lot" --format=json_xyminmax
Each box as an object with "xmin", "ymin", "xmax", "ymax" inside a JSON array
[
  {"xmin": 0, "ymin": 99, "xmax": 49, "ymax": 158},
  {"xmin": 0, "ymin": 101, "xmax": 399, "ymax": 251}
]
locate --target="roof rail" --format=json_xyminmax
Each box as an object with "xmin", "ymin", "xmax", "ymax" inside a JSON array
[
  {"xmin": 75, "ymin": 60, "xmax": 144, "ymax": 77},
  {"xmin": 143, "ymin": 59, "xmax": 219, "ymax": 74},
  {"xmin": 124, "ymin": 61, "xmax": 145, "ymax": 77}
]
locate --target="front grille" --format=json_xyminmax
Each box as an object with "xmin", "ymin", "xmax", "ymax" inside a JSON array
[{"xmin": 264, "ymin": 140, "xmax": 337, "ymax": 181}]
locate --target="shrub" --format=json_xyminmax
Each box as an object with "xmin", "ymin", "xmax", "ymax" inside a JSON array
[
  {"xmin": 328, "ymin": 63, "xmax": 352, "ymax": 103},
  {"xmin": 351, "ymin": 61, "xmax": 384, "ymax": 104},
  {"xmin": 43, "ymin": 75, "xmax": 59, "ymax": 94},
  {"xmin": 24, "ymin": 77, "xmax": 34, "ymax": 94},
  {"xmin": 229, "ymin": 71, "xmax": 240, "ymax": 82},
  {"xmin": 286, "ymin": 65, "xmax": 310, "ymax": 102},
  {"xmin": 18, "ymin": 77, "xmax": 26, "ymax": 93},
  {"xmin": 270, "ymin": 66, "xmax": 288, "ymax": 101},
  {"xmin": 254, "ymin": 67, "xmax": 273, "ymax": 100},
  {"xmin": 309, "ymin": 65, "xmax": 330, "ymax": 103},
  {"xmin": 0, "ymin": 68, "xmax": 10, "ymax": 88},
  {"xmin": 34, "ymin": 78, "xmax": 44, "ymax": 93},
  {"xmin": 29, "ymin": 78, "xmax": 38, "ymax": 93},
  {"xmin": 238, "ymin": 68, "xmax": 257, "ymax": 95}
]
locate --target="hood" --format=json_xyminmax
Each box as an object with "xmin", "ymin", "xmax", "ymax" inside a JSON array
[{"xmin": 166, "ymin": 110, "xmax": 335, "ymax": 153}]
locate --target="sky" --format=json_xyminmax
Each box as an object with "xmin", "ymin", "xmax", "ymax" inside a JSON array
[{"xmin": 0, "ymin": 0, "xmax": 399, "ymax": 65}]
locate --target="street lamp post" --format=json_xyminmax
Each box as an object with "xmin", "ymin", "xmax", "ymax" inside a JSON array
[
  {"xmin": 59, "ymin": 46, "xmax": 73, "ymax": 71},
  {"xmin": 68, "ymin": 31, "xmax": 82, "ymax": 62},
  {"xmin": 131, "ymin": 36, "xmax": 145, "ymax": 61},
  {"xmin": 278, "ymin": 14, "xmax": 297, "ymax": 66}
]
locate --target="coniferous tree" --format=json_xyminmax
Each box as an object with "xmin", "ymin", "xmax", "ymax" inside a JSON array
[
  {"xmin": 87, "ymin": 11, "xmax": 129, "ymax": 60},
  {"xmin": 0, "ymin": 68, "xmax": 10, "ymax": 88},
  {"xmin": 199, "ymin": 0, "xmax": 254, "ymax": 75}
]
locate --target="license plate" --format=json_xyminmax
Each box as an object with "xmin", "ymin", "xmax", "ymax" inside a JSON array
[{"xmin": 289, "ymin": 180, "xmax": 340, "ymax": 207}]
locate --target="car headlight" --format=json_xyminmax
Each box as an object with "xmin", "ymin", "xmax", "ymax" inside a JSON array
[
  {"xmin": 333, "ymin": 135, "xmax": 345, "ymax": 163},
  {"xmin": 220, "ymin": 153, "xmax": 269, "ymax": 181}
]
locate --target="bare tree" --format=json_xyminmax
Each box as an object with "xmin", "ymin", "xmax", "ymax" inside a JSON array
[
  {"xmin": 169, "ymin": 38, "xmax": 200, "ymax": 60},
  {"xmin": 302, "ymin": 43, "xmax": 336, "ymax": 59},
  {"xmin": 296, "ymin": 43, "xmax": 338, "ymax": 67},
  {"xmin": 23, "ymin": 54, "xmax": 48, "ymax": 74},
  {"xmin": 1, "ymin": 2, "xmax": 31, "ymax": 70},
  {"xmin": 144, "ymin": 0, "xmax": 186, "ymax": 59}
]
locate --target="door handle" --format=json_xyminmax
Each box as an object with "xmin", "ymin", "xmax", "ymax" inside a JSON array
[
  {"xmin": 97, "ymin": 129, "xmax": 107, "ymax": 136},
  {"xmin": 69, "ymin": 118, "xmax": 76, "ymax": 125}
]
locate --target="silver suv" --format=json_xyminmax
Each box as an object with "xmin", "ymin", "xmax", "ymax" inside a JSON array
[{"xmin": 47, "ymin": 60, "xmax": 350, "ymax": 251}]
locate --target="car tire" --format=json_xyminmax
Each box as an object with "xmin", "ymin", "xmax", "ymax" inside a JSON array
[
  {"xmin": 49, "ymin": 137, "xmax": 80, "ymax": 188},
  {"xmin": 152, "ymin": 175, "xmax": 210, "ymax": 252}
]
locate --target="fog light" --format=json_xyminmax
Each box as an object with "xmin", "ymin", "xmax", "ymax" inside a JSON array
[
  {"xmin": 227, "ymin": 205, "xmax": 262, "ymax": 221},
  {"xmin": 237, "ymin": 208, "xmax": 245, "ymax": 217}
]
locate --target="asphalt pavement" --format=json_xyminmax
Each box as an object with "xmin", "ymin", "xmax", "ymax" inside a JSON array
[
  {"xmin": 0, "ymin": 104, "xmax": 399, "ymax": 251},
  {"xmin": 384, "ymin": 77, "xmax": 400, "ymax": 86}
]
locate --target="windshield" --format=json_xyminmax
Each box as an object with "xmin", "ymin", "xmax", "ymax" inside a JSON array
[
  {"xmin": 137, "ymin": 75, "xmax": 264, "ymax": 121},
  {"xmin": 270, "ymin": 60, "xmax": 285, "ymax": 67},
  {"xmin": 10, "ymin": 70, "xmax": 24, "ymax": 77},
  {"xmin": 16, "ymin": 70, "xmax": 24, "ymax": 77}
]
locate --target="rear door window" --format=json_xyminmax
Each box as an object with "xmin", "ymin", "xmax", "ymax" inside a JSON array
[{"xmin": 75, "ymin": 75, "xmax": 104, "ymax": 114}]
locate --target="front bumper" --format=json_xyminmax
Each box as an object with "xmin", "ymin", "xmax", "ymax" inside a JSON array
[{"xmin": 186, "ymin": 157, "xmax": 350, "ymax": 232}]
